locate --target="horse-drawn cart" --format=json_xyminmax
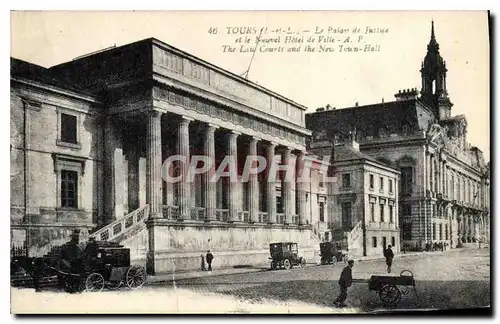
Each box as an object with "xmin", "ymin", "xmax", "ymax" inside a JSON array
[
  {"xmin": 368, "ymin": 270, "xmax": 417, "ymax": 308},
  {"xmin": 11, "ymin": 240, "xmax": 147, "ymax": 293}
]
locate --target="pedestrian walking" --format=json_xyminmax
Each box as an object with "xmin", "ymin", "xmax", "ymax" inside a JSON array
[
  {"xmin": 200, "ymin": 254, "xmax": 206, "ymax": 271},
  {"xmin": 334, "ymin": 260, "xmax": 354, "ymax": 307},
  {"xmin": 206, "ymin": 250, "xmax": 214, "ymax": 272},
  {"xmin": 384, "ymin": 245, "xmax": 394, "ymax": 273}
]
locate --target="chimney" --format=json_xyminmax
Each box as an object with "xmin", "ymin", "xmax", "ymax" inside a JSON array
[
  {"xmin": 395, "ymin": 87, "xmax": 419, "ymax": 101},
  {"xmin": 355, "ymin": 102, "xmax": 359, "ymax": 107},
  {"xmin": 345, "ymin": 128, "xmax": 359, "ymax": 151}
]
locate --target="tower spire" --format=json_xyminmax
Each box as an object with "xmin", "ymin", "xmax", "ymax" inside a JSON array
[
  {"xmin": 428, "ymin": 20, "xmax": 439, "ymax": 51},
  {"xmin": 431, "ymin": 20, "xmax": 435, "ymax": 40}
]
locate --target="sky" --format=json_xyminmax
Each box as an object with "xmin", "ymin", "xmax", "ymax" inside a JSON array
[{"xmin": 10, "ymin": 11, "xmax": 490, "ymax": 160}]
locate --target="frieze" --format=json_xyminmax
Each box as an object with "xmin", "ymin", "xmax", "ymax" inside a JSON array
[{"xmin": 154, "ymin": 86, "xmax": 306, "ymax": 146}]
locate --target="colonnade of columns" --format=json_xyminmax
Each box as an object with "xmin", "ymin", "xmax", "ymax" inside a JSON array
[{"xmin": 146, "ymin": 110, "xmax": 308, "ymax": 226}]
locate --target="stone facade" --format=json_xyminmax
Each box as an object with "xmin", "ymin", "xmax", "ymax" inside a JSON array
[
  {"xmin": 306, "ymin": 22, "xmax": 490, "ymax": 251},
  {"xmin": 309, "ymin": 136, "xmax": 400, "ymax": 257}
]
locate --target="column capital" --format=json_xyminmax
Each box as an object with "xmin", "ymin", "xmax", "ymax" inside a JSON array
[
  {"xmin": 148, "ymin": 110, "xmax": 163, "ymax": 118},
  {"xmin": 205, "ymin": 122, "xmax": 219, "ymax": 130},
  {"xmin": 180, "ymin": 115, "xmax": 194, "ymax": 124},
  {"xmin": 250, "ymin": 136, "xmax": 261, "ymax": 142}
]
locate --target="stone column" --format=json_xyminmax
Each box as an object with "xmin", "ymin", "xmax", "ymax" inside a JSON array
[
  {"xmin": 281, "ymin": 147, "xmax": 293, "ymax": 224},
  {"xmin": 178, "ymin": 116, "xmax": 192, "ymax": 220},
  {"xmin": 296, "ymin": 151, "xmax": 307, "ymax": 225},
  {"xmin": 426, "ymin": 152, "xmax": 431, "ymax": 192},
  {"xmin": 204, "ymin": 123, "xmax": 217, "ymax": 221},
  {"xmin": 266, "ymin": 142, "xmax": 277, "ymax": 224},
  {"xmin": 248, "ymin": 137, "xmax": 260, "ymax": 223},
  {"xmin": 146, "ymin": 110, "xmax": 163, "ymax": 219},
  {"xmin": 227, "ymin": 131, "xmax": 240, "ymax": 221}
]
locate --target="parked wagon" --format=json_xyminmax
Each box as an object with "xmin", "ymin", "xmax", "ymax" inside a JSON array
[
  {"xmin": 11, "ymin": 241, "xmax": 147, "ymax": 293},
  {"xmin": 368, "ymin": 270, "xmax": 417, "ymax": 308},
  {"xmin": 269, "ymin": 242, "xmax": 307, "ymax": 270}
]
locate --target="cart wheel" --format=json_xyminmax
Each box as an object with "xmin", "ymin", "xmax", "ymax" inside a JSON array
[
  {"xmin": 320, "ymin": 257, "xmax": 326, "ymax": 265},
  {"xmin": 300, "ymin": 258, "xmax": 307, "ymax": 268},
  {"xmin": 85, "ymin": 273, "xmax": 105, "ymax": 292},
  {"xmin": 283, "ymin": 259, "xmax": 291, "ymax": 270},
  {"xmin": 126, "ymin": 265, "xmax": 147, "ymax": 289},
  {"xmin": 105, "ymin": 280, "xmax": 123, "ymax": 290},
  {"xmin": 271, "ymin": 262, "xmax": 278, "ymax": 270},
  {"xmin": 332, "ymin": 256, "xmax": 337, "ymax": 266},
  {"xmin": 379, "ymin": 284, "xmax": 401, "ymax": 308}
]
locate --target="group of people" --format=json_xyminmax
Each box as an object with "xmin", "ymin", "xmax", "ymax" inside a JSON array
[{"xmin": 334, "ymin": 245, "xmax": 394, "ymax": 307}]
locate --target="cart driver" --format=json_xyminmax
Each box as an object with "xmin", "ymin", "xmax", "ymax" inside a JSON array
[
  {"xmin": 84, "ymin": 237, "xmax": 99, "ymax": 266},
  {"xmin": 61, "ymin": 229, "xmax": 84, "ymax": 274}
]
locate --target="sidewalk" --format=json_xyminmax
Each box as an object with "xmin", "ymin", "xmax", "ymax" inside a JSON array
[
  {"xmin": 146, "ymin": 249, "xmax": 459, "ymax": 284},
  {"xmin": 147, "ymin": 265, "xmax": 268, "ymax": 284}
]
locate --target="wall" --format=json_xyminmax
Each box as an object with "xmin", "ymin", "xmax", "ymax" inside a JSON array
[
  {"xmin": 123, "ymin": 222, "xmax": 318, "ymax": 274},
  {"xmin": 10, "ymin": 82, "xmax": 102, "ymax": 255}
]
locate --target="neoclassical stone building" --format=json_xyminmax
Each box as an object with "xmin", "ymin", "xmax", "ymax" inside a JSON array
[
  {"xmin": 10, "ymin": 38, "xmax": 329, "ymax": 273},
  {"xmin": 309, "ymin": 133, "xmax": 401, "ymax": 257},
  {"xmin": 306, "ymin": 23, "xmax": 490, "ymax": 250}
]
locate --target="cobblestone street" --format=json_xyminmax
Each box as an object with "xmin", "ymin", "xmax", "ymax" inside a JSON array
[{"xmin": 149, "ymin": 247, "xmax": 490, "ymax": 312}]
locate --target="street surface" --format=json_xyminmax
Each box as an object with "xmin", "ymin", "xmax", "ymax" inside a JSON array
[
  {"xmin": 150, "ymin": 247, "xmax": 490, "ymax": 312},
  {"xmin": 11, "ymin": 247, "xmax": 490, "ymax": 313}
]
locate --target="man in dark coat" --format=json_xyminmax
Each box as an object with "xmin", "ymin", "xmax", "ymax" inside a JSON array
[
  {"xmin": 206, "ymin": 250, "xmax": 214, "ymax": 272},
  {"xmin": 334, "ymin": 259, "xmax": 354, "ymax": 307},
  {"xmin": 384, "ymin": 245, "xmax": 394, "ymax": 273},
  {"xmin": 84, "ymin": 237, "xmax": 99, "ymax": 268},
  {"xmin": 60, "ymin": 229, "xmax": 84, "ymax": 292}
]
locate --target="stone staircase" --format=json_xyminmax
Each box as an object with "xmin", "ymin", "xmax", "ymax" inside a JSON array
[
  {"xmin": 330, "ymin": 221, "xmax": 364, "ymax": 258},
  {"xmin": 90, "ymin": 205, "xmax": 149, "ymax": 243}
]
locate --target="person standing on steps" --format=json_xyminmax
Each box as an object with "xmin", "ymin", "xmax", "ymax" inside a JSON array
[
  {"xmin": 206, "ymin": 250, "xmax": 214, "ymax": 272},
  {"xmin": 384, "ymin": 245, "xmax": 394, "ymax": 273},
  {"xmin": 334, "ymin": 260, "xmax": 354, "ymax": 307}
]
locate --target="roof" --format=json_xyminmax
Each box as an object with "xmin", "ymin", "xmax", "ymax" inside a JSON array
[
  {"xmin": 333, "ymin": 144, "xmax": 379, "ymax": 164},
  {"xmin": 11, "ymin": 57, "xmax": 94, "ymax": 96}
]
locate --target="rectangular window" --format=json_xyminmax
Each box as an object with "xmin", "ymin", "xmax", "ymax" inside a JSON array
[
  {"xmin": 380, "ymin": 177, "xmax": 384, "ymax": 191},
  {"xmin": 402, "ymin": 223, "xmax": 412, "ymax": 240},
  {"xmin": 401, "ymin": 167, "xmax": 413, "ymax": 194},
  {"xmin": 439, "ymin": 223, "xmax": 443, "ymax": 240},
  {"xmin": 372, "ymin": 237, "xmax": 377, "ymax": 248},
  {"xmin": 382, "ymin": 236, "xmax": 387, "ymax": 248},
  {"xmin": 319, "ymin": 202, "xmax": 325, "ymax": 222},
  {"xmin": 389, "ymin": 205, "xmax": 394, "ymax": 223},
  {"xmin": 380, "ymin": 204, "xmax": 385, "ymax": 223},
  {"xmin": 370, "ymin": 202, "xmax": 375, "ymax": 222},
  {"xmin": 60, "ymin": 113, "xmax": 77, "ymax": 144},
  {"xmin": 342, "ymin": 173, "xmax": 351, "ymax": 188},
  {"xmin": 432, "ymin": 223, "xmax": 436, "ymax": 240},
  {"xmin": 61, "ymin": 170, "xmax": 78, "ymax": 208},
  {"xmin": 445, "ymin": 225, "xmax": 449, "ymax": 240},
  {"xmin": 369, "ymin": 174, "xmax": 374, "ymax": 190},
  {"xmin": 341, "ymin": 202, "xmax": 352, "ymax": 228},
  {"xmin": 389, "ymin": 179, "xmax": 393, "ymax": 193},
  {"xmin": 319, "ymin": 173, "xmax": 324, "ymax": 188},
  {"xmin": 391, "ymin": 236, "xmax": 395, "ymax": 247}
]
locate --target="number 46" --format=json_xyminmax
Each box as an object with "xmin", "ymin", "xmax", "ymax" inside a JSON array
[{"xmin": 208, "ymin": 27, "xmax": 219, "ymax": 35}]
